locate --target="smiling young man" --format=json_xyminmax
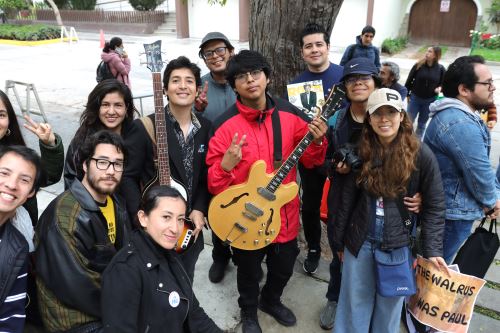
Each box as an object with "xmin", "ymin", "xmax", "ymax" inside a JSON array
[
  {"xmin": 424, "ymin": 55, "xmax": 500, "ymax": 264},
  {"xmin": 197, "ymin": 32, "xmax": 237, "ymax": 283},
  {"xmin": 287, "ymin": 24, "xmax": 343, "ymax": 282},
  {"xmin": 0, "ymin": 145, "xmax": 43, "ymax": 333},
  {"xmin": 340, "ymin": 25, "xmax": 381, "ymax": 70},
  {"xmin": 122, "ymin": 56, "xmax": 212, "ymax": 281},
  {"xmin": 206, "ymin": 50, "xmax": 327, "ymax": 333},
  {"xmin": 35, "ymin": 131, "xmax": 130, "ymax": 333}
]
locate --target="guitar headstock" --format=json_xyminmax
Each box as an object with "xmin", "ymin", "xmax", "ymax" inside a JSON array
[
  {"xmin": 143, "ymin": 40, "xmax": 163, "ymax": 73},
  {"xmin": 321, "ymin": 84, "xmax": 346, "ymax": 119}
]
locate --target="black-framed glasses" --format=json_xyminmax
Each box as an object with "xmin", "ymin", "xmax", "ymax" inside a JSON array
[
  {"xmin": 475, "ymin": 79, "xmax": 495, "ymax": 90},
  {"xmin": 202, "ymin": 47, "xmax": 228, "ymax": 59},
  {"xmin": 234, "ymin": 69, "xmax": 263, "ymax": 82},
  {"xmin": 91, "ymin": 158, "xmax": 124, "ymax": 172},
  {"xmin": 344, "ymin": 74, "xmax": 372, "ymax": 86}
]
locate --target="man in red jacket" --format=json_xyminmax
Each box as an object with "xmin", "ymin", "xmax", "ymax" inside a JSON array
[{"xmin": 206, "ymin": 50, "xmax": 327, "ymax": 333}]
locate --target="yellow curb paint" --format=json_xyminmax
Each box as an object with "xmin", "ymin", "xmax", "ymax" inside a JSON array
[{"xmin": 0, "ymin": 37, "xmax": 78, "ymax": 46}]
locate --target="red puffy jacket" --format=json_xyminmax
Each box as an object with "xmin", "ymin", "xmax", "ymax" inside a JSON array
[{"xmin": 206, "ymin": 96, "xmax": 326, "ymax": 243}]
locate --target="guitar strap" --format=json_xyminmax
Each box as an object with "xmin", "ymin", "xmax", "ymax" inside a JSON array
[
  {"xmin": 140, "ymin": 116, "xmax": 158, "ymax": 166},
  {"xmin": 271, "ymin": 107, "xmax": 282, "ymax": 170}
]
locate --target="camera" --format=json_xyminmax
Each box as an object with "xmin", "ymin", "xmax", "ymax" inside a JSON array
[{"xmin": 332, "ymin": 143, "xmax": 362, "ymax": 171}]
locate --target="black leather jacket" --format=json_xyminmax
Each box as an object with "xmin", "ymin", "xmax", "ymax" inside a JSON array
[
  {"xmin": 102, "ymin": 230, "xmax": 221, "ymax": 333},
  {"xmin": 333, "ymin": 143, "xmax": 445, "ymax": 258},
  {"xmin": 0, "ymin": 222, "xmax": 28, "ymax": 304},
  {"xmin": 35, "ymin": 180, "xmax": 130, "ymax": 331}
]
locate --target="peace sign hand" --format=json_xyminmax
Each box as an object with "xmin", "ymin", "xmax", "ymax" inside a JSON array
[
  {"xmin": 195, "ymin": 81, "xmax": 209, "ymax": 112},
  {"xmin": 23, "ymin": 115, "xmax": 56, "ymax": 146},
  {"xmin": 221, "ymin": 133, "xmax": 246, "ymax": 172}
]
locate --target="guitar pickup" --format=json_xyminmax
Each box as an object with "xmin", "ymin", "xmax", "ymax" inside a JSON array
[
  {"xmin": 242, "ymin": 211, "xmax": 257, "ymax": 221},
  {"xmin": 257, "ymin": 187, "xmax": 276, "ymax": 201},
  {"xmin": 245, "ymin": 203, "xmax": 264, "ymax": 216}
]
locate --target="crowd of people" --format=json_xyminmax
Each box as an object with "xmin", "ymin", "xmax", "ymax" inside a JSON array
[{"xmin": 0, "ymin": 22, "xmax": 499, "ymax": 333}]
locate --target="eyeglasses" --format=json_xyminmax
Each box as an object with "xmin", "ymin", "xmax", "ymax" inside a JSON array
[
  {"xmin": 91, "ymin": 158, "xmax": 124, "ymax": 172},
  {"xmin": 100, "ymin": 102, "xmax": 126, "ymax": 111},
  {"xmin": 202, "ymin": 47, "xmax": 228, "ymax": 59},
  {"xmin": 345, "ymin": 74, "xmax": 373, "ymax": 86},
  {"xmin": 475, "ymin": 79, "xmax": 495, "ymax": 90},
  {"xmin": 234, "ymin": 69, "xmax": 264, "ymax": 82}
]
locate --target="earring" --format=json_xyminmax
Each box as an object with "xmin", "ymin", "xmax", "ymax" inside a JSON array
[{"xmin": 6, "ymin": 129, "xmax": 10, "ymax": 136}]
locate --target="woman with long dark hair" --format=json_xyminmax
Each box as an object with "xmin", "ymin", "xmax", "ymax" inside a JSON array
[
  {"xmin": 332, "ymin": 88, "xmax": 448, "ymax": 333},
  {"xmin": 64, "ymin": 79, "xmax": 136, "ymax": 188},
  {"xmin": 101, "ymin": 185, "xmax": 222, "ymax": 333},
  {"xmin": 405, "ymin": 46, "xmax": 446, "ymax": 137},
  {"xmin": 101, "ymin": 37, "xmax": 131, "ymax": 88}
]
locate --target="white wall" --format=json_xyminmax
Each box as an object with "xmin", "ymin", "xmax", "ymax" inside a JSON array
[
  {"xmin": 372, "ymin": 0, "xmax": 407, "ymax": 44},
  {"xmin": 187, "ymin": 0, "xmax": 240, "ymax": 40},
  {"xmin": 330, "ymin": 0, "xmax": 368, "ymax": 48}
]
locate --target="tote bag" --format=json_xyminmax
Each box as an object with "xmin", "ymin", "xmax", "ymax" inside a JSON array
[{"xmin": 453, "ymin": 218, "xmax": 499, "ymax": 278}]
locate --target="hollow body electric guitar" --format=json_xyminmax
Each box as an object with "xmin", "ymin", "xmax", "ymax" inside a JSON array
[
  {"xmin": 143, "ymin": 41, "xmax": 194, "ymax": 253},
  {"xmin": 208, "ymin": 85, "xmax": 346, "ymax": 250}
]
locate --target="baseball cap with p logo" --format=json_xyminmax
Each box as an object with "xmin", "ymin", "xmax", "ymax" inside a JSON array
[{"xmin": 367, "ymin": 88, "xmax": 404, "ymax": 115}]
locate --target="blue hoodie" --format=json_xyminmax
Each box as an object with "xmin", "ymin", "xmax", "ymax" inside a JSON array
[
  {"xmin": 424, "ymin": 97, "xmax": 500, "ymax": 220},
  {"xmin": 340, "ymin": 35, "xmax": 381, "ymax": 70}
]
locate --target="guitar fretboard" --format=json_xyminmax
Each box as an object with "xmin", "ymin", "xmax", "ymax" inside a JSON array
[
  {"xmin": 265, "ymin": 84, "xmax": 345, "ymax": 194},
  {"xmin": 266, "ymin": 132, "xmax": 314, "ymax": 193},
  {"xmin": 152, "ymin": 72, "xmax": 171, "ymax": 186}
]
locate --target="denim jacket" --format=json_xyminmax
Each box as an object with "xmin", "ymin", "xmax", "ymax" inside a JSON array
[{"xmin": 424, "ymin": 97, "xmax": 500, "ymax": 220}]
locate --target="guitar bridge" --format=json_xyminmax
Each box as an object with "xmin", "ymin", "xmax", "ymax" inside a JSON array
[{"xmin": 257, "ymin": 187, "xmax": 276, "ymax": 201}]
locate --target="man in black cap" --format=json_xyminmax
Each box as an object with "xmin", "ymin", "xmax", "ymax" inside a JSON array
[{"xmin": 196, "ymin": 32, "xmax": 237, "ymax": 283}]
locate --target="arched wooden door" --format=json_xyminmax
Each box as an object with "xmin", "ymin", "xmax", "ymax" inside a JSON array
[{"xmin": 408, "ymin": 0, "xmax": 477, "ymax": 46}]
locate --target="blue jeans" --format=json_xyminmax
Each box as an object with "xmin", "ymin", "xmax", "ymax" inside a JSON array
[
  {"xmin": 443, "ymin": 219, "xmax": 474, "ymax": 264},
  {"xmin": 408, "ymin": 95, "xmax": 436, "ymax": 137},
  {"xmin": 333, "ymin": 241, "xmax": 404, "ymax": 333}
]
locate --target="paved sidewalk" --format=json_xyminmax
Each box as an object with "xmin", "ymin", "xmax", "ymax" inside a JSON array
[{"xmin": 2, "ymin": 32, "xmax": 499, "ymax": 332}]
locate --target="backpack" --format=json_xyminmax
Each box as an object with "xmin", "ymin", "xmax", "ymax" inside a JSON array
[{"xmin": 96, "ymin": 61, "xmax": 115, "ymax": 82}]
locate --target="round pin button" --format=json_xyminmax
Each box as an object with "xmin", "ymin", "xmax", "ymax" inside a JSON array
[{"xmin": 169, "ymin": 291, "xmax": 180, "ymax": 308}]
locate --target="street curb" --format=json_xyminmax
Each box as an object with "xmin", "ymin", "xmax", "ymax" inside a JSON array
[{"xmin": 0, "ymin": 37, "xmax": 78, "ymax": 46}]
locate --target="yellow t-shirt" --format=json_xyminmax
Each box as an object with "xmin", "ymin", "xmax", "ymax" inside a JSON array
[{"xmin": 98, "ymin": 196, "xmax": 116, "ymax": 244}]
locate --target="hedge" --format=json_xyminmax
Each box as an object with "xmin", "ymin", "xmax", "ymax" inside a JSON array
[{"xmin": 0, "ymin": 24, "xmax": 60, "ymax": 41}]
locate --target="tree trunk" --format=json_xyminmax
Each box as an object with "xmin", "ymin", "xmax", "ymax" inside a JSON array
[
  {"xmin": 46, "ymin": 0, "xmax": 64, "ymax": 26},
  {"xmin": 249, "ymin": 0, "xmax": 344, "ymax": 97}
]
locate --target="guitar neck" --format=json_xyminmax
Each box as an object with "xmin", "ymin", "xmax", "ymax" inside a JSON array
[
  {"xmin": 265, "ymin": 85, "xmax": 345, "ymax": 194},
  {"xmin": 266, "ymin": 132, "xmax": 315, "ymax": 194},
  {"xmin": 152, "ymin": 72, "xmax": 171, "ymax": 186}
]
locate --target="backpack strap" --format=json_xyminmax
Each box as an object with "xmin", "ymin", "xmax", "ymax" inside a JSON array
[
  {"xmin": 139, "ymin": 116, "xmax": 158, "ymax": 165},
  {"xmin": 140, "ymin": 116, "xmax": 156, "ymax": 145},
  {"xmin": 348, "ymin": 44, "xmax": 356, "ymax": 62}
]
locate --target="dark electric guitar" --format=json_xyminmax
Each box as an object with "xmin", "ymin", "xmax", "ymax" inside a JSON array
[
  {"xmin": 208, "ymin": 85, "xmax": 346, "ymax": 250},
  {"xmin": 143, "ymin": 40, "xmax": 194, "ymax": 253}
]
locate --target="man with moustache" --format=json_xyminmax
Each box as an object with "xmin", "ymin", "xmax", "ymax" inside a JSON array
[
  {"xmin": 196, "ymin": 32, "xmax": 237, "ymax": 283},
  {"xmin": 424, "ymin": 55, "xmax": 500, "ymax": 264},
  {"xmin": 122, "ymin": 56, "xmax": 211, "ymax": 281},
  {"xmin": 35, "ymin": 130, "xmax": 129, "ymax": 333},
  {"xmin": 0, "ymin": 145, "xmax": 44, "ymax": 332}
]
